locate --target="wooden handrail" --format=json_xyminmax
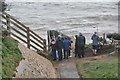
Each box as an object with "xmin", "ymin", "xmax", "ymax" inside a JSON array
[
  {"xmin": 11, "ymin": 32, "xmax": 27, "ymax": 44},
  {"xmin": 30, "ymin": 29, "xmax": 44, "ymax": 41},
  {"xmin": 3, "ymin": 12, "xmax": 27, "ymax": 29},
  {"xmin": 30, "ymin": 33, "xmax": 44, "ymax": 45},
  {"xmin": 30, "ymin": 44, "xmax": 42, "ymax": 52},
  {"xmin": 10, "ymin": 20, "xmax": 27, "ymax": 33},
  {"xmin": 30, "ymin": 39, "xmax": 44, "ymax": 49},
  {"xmin": 2, "ymin": 12, "xmax": 47, "ymax": 53},
  {"xmin": 11, "ymin": 26, "xmax": 27, "ymax": 38}
]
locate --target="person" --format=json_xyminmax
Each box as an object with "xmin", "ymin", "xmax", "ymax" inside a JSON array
[
  {"xmin": 77, "ymin": 33, "xmax": 86, "ymax": 58},
  {"xmin": 91, "ymin": 32, "xmax": 99, "ymax": 56},
  {"xmin": 63, "ymin": 37, "xmax": 71, "ymax": 59},
  {"xmin": 75, "ymin": 35, "xmax": 78, "ymax": 57},
  {"xmin": 50, "ymin": 39, "xmax": 57, "ymax": 60},
  {"xmin": 56, "ymin": 35, "xmax": 64, "ymax": 61}
]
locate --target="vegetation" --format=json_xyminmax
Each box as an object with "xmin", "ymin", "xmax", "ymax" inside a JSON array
[
  {"xmin": 76, "ymin": 53, "xmax": 118, "ymax": 78},
  {"xmin": 1, "ymin": 36, "xmax": 22, "ymax": 78},
  {"xmin": 107, "ymin": 33, "xmax": 120, "ymax": 40}
]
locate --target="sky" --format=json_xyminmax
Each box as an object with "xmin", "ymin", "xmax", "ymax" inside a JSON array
[{"xmin": 5, "ymin": 0, "xmax": 120, "ymax": 2}]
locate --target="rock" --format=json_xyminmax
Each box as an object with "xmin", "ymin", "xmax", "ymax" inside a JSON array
[{"xmin": 15, "ymin": 44, "xmax": 57, "ymax": 78}]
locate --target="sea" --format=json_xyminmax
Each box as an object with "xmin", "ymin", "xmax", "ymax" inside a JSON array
[{"xmin": 5, "ymin": 2, "xmax": 118, "ymax": 44}]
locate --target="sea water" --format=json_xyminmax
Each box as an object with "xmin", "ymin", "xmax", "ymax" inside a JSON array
[{"xmin": 6, "ymin": 2, "xmax": 118, "ymax": 44}]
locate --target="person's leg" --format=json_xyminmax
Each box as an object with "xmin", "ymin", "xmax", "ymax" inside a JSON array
[
  {"xmin": 76, "ymin": 48, "xmax": 78, "ymax": 57},
  {"xmin": 58, "ymin": 49, "xmax": 61, "ymax": 61},
  {"xmin": 59, "ymin": 49, "xmax": 62, "ymax": 60},
  {"xmin": 52, "ymin": 49, "xmax": 54, "ymax": 60},
  {"xmin": 94, "ymin": 49, "xmax": 97, "ymax": 55},
  {"xmin": 66, "ymin": 50, "xmax": 69, "ymax": 59},
  {"xmin": 64, "ymin": 50, "xmax": 66, "ymax": 59},
  {"xmin": 80, "ymin": 47, "xmax": 82, "ymax": 58},
  {"xmin": 78, "ymin": 48, "xmax": 81, "ymax": 58},
  {"xmin": 94, "ymin": 45, "xmax": 98, "ymax": 55},
  {"xmin": 60, "ymin": 49, "xmax": 63, "ymax": 60},
  {"xmin": 92, "ymin": 45, "xmax": 96, "ymax": 55},
  {"xmin": 75, "ymin": 47, "xmax": 77, "ymax": 57},
  {"xmin": 68, "ymin": 50, "xmax": 70, "ymax": 56},
  {"xmin": 52, "ymin": 49, "xmax": 56, "ymax": 60},
  {"xmin": 81, "ymin": 46, "xmax": 85, "ymax": 58}
]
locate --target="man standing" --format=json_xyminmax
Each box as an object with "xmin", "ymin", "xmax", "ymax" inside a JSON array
[
  {"xmin": 63, "ymin": 37, "xmax": 71, "ymax": 59},
  {"xmin": 56, "ymin": 35, "xmax": 63, "ymax": 61},
  {"xmin": 75, "ymin": 35, "xmax": 78, "ymax": 57},
  {"xmin": 91, "ymin": 32, "xmax": 99, "ymax": 56},
  {"xmin": 77, "ymin": 33, "xmax": 86, "ymax": 58}
]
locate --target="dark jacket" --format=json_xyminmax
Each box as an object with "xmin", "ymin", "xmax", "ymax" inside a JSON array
[
  {"xmin": 56, "ymin": 37, "xmax": 63, "ymax": 50},
  {"xmin": 91, "ymin": 34, "xmax": 99, "ymax": 45},
  {"xmin": 77, "ymin": 35, "xmax": 86, "ymax": 47},
  {"xmin": 75, "ymin": 36, "xmax": 78, "ymax": 48}
]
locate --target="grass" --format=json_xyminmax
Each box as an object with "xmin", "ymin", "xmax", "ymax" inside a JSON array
[
  {"xmin": 1, "ymin": 36, "xmax": 22, "ymax": 78},
  {"xmin": 0, "ymin": 37, "xmax": 2, "ymax": 79},
  {"xmin": 76, "ymin": 53, "xmax": 118, "ymax": 78}
]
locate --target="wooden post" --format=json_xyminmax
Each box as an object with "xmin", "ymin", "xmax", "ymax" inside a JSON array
[
  {"xmin": 47, "ymin": 31, "xmax": 50, "ymax": 52},
  {"xmin": 6, "ymin": 15, "xmax": 10, "ymax": 35},
  {"xmin": 43, "ymin": 39, "xmax": 47, "ymax": 52},
  {"xmin": 27, "ymin": 27, "xmax": 30, "ymax": 49}
]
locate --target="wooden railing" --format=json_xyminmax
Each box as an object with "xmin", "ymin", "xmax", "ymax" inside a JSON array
[{"xmin": 2, "ymin": 12, "xmax": 47, "ymax": 53}]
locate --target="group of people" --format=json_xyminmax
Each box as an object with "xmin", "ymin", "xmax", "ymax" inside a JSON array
[{"xmin": 50, "ymin": 32, "xmax": 100, "ymax": 61}]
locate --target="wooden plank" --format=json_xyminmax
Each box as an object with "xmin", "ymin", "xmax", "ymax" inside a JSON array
[
  {"xmin": 30, "ymin": 33, "xmax": 44, "ymax": 45},
  {"xmin": 3, "ymin": 12, "xmax": 28, "ymax": 29},
  {"xmin": 30, "ymin": 29, "xmax": 44, "ymax": 41},
  {"xmin": 10, "ymin": 20, "xmax": 27, "ymax": 33},
  {"xmin": 26, "ymin": 27, "xmax": 30, "ymax": 48},
  {"xmin": 11, "ymin": 32, "xmax": 27, "ymax": 44},
  {"xmin": 30, "ymin": 39, "xmax": 44, "ymax": 50},
  {"xmin": 30, "ymin": 44, "xmax": 42, "ymax": 52},
  {"xmin": 11, "ymin": 27, "xmax": 27, "ymax": 38},
  {"xmin": 43, "ymin": 39, "xmax": 47, "ymax": 52}
]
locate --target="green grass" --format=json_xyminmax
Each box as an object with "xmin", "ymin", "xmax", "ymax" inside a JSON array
[
  {"xmin": 1, "ymin": 36, "xmax": 22, "ymax": 78},
  {"xmin": 77, "ymin": 54, "xmax": 118, "ymax": 78},
  {"xmin": 0, "ymin": 37, "xmax": 2, "ymax": 79}
]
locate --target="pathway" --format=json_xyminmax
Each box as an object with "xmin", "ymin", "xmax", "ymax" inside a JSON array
[
  {"xmin": 16, "ymin": 44, "xmax": 80, "ymax": 78},
  {"xmin": 57, "ymin": 58, "xmax": 80, "ymax": 78}
]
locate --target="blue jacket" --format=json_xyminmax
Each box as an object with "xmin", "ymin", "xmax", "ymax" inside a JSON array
[{"xmin": 63, "ymin": 40, "xmax": 71, "ymax": 50}]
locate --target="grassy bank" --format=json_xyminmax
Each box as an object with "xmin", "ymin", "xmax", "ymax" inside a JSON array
[
  {"xmin": 0, "ymin": 37, "xmax": 2, "ymax": 79},
  {"xmin": 1, "ymin": 36, "xmax": 22, "ymax": 78},
  {"xmin": 76, "ymin": 53, "xmax": 118, "ymax": 78}
]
